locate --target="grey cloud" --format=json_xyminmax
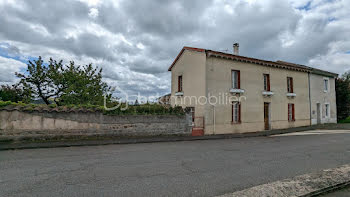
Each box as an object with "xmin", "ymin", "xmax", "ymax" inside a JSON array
[{"xmin": 0, "ymin": 0, "xmax": 350, "ymax": 98}]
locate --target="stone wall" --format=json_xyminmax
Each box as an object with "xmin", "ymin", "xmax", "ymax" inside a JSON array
[{"xmin": 0, "ymin": 110, "xmax": 192, "ymax": 139}]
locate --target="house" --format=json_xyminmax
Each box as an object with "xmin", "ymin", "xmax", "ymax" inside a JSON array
[
  {"xmin": 158, "ymin": 93, "xmax": 171, "ymax": 106},
  {"xmin": 168, "ymin": 44, "xmax": 338, "ymax": 136}
]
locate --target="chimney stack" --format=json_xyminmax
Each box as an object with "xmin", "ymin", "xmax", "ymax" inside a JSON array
[{"xmin": 233, "ymin": 43, "xmax": 239, "ymax": 55}]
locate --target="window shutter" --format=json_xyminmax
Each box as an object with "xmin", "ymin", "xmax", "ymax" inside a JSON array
[
  {"xmin": 238, "ymin": 71, "xmax": 241, "ymax": 89},
  {"xmin": 178, "ymin": 76, "xmax": 182, "ymax": 92},
  {"xmin": 267, "ymin": 75, "xmax": 270, "ymax": 91},
  {"xmin": 231, "ymin": 103, "xmax": 234, "ymax": 122},
  {"xmin": 288, "ymin": 104, "xmax": 290, "ymax": 121},
  {"xmin": 290, "ymin": 78, "xmax": 294, "ymax": 93},
  {"xmin": 292, "ymin": 104, "xmax": 295, "ymax": 121},
  {"xmin": 238, "ymin": 103, "xmax": 241, "ymax": 122}
]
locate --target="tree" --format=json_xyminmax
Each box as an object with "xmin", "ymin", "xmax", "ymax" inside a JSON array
[
  {"xmin": 0, "ymin": 84, "xmax": 31, "ymax": 103},
  {"xmin": 336, "ymin": 71, "xmax": 350, "ymax": 120},
  {"xmin": 59, "ymin": 62, "xmax": 110, "ymax": 105},
  {"xmin": 16, "ymin": 57, "xmax": 111, "ymax": 106},
  {"xmin": 15, "ymin": 57, "xmax": 65, "ymax": 105}
]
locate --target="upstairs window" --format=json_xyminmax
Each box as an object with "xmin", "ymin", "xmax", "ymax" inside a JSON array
[
  {"xmin": 232, "ymin": 70, "xmax": 240, "ymax": 89},
  {"xmin": 263, "ymin": 74, "xmax": 270, "ymax": 91},
  {"xmin": 232, "ymin": 102, "xmax": 241, "ymax": 123},
  {"xmin": 288, "ymin": 103, "xmax": 295, "ymax": 122},
  {"xmin": 324, "ymin": 79, "xmax": 329, "ymax": 92},
  {"xmin": 287, "ymin": 77, "xmax": 294, "ymax": 93},
  {"xmin": 178, "ymin": 75, "xmax": 183, "ymax": 92}
]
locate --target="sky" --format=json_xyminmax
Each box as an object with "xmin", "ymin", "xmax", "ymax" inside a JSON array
[{"xmin": 0, "ymin": 0, "xmax": 349, "ymax": 99}]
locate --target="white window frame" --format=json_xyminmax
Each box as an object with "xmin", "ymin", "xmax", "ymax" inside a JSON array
[
  {"xmin": 323, "ymin": 78, "xmax": 329, "ymax": 92},
  {"xmin": 263, "ymin": 74, "xmax": 270, "ymax": 91},
  {"xmin": 232, "ymin": 102, "xmax": 241, "ymax": 124},
  {"xmin": 232, "ymin": 70, "xmax": 239, "ymax": 89},
  {"xmin": 325, "ymin": 103, "xmax": 330, "ymax": 118}
]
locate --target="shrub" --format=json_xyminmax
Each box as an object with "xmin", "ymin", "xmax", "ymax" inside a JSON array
[
  {"xmin": 0, "ymin": 101, "xmax": 185, "ymax": 116},
  {"xmin": 339, "ymin": 117, "xmax": 350, "ymax": 123}
]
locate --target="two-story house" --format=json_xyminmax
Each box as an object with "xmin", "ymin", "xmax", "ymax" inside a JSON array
[{"xmin": 168, "ymin": 44, "xmax": 338, "ymax": 136}]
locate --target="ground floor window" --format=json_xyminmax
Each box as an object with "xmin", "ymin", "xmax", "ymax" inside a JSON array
[
  {"xmin": 288, "ymin": 103, "xmax": 295, "ymax": 122},
  {"xmin": 325, "ymin": 104, "xmax": 330, "ymax": 118},
  {"xmin": 232, "ymin": 102, "xmax": 241, "ymax": 123}
]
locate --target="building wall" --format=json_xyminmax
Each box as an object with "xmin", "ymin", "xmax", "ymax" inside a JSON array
[
  {"xmin": 204, "ymin": 57, "xmax": 311, "ymax": 134},
  {"xmin": 0, "ymin": 110, "xmax": 192, "ymax": 138},
  {"xmin": 170, "ymin": 50, "xmax": 207, "ymax": 122},
  {"xmin": 309, "ymin": 74, "xmax": 337, "ymax": 125}
]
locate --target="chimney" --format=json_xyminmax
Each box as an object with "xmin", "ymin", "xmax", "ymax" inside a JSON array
[{"xmin": 233, "ymin": 43, "xmax": 239, "ymax": 55}]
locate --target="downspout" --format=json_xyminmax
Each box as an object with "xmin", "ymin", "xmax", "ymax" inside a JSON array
[
  {"xmin": 212, "ymin": 104, "xmax": 216, "ymax": 134},
  {"xmin": 308, "ymin": 72, "xmax": 312, "ymax": 126}
]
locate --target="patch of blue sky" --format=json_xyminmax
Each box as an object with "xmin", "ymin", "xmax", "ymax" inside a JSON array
[{"xmin": 297, "ymin": 1, "xmax": 311, "ymax": 11}]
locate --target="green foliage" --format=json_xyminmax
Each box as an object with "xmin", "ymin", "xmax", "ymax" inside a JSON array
[
  {"xmin": 0, "ymin": 100, "xmax": 13, "ymax": 107},
  {"xmin": 58, "ymin": 62, "xmax": 110, "ymax": 106},
  {"xmin": 0, "ymin": 84, "xmax": 31, "ymax": 103},
  {"xmin": 103, "ymin": 103, "xmax": 184, "ymax": 115},
  {"xmin": 0, "ymin": 101, "xmax": 185, "ymax": 116},
  {"xmin": 339, "ymin": 117, "xmax": 350, "ymax": 123},
  {"xmin": 336, "ymin": 72, "xmax": 350, "ymax": 120},
  {"xmin": 16, "ymin": 57, "xmax": 111, "ymax": 106}
]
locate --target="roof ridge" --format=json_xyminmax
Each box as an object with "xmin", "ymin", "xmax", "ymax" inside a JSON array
[{"xmin": 168, "ymin": 46, "xmax": 338, "ymax": 77}]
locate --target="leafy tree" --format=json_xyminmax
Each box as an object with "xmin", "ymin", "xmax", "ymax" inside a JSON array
[
  {"xmin": 59, "ymin": 62, "xmax": 110, "ymax": 105},
  {"xmin": 336, "ymin": 71, "xmax": 350, "ymax": 120},
  {"xmin": 16, "ymin": 56, "xmax": 110, "ymax": 106},
  {"xmin": 0, "ymin": 84, "xmax": 31, "ymax": 103},
  {"xmin": 15, "ymin": 57, "xmax": 65, "ymax": 105}
]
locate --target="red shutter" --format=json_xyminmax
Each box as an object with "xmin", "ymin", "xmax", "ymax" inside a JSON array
[
  {"xmin": 267, "ymin": 74, "xmax": 270, "ymax": 91},
  {"xmin": 292, "ymin": 104, "xmax": 295, "ymax": 121},
  {"xmin": 288, "ymin": 104, "xmax": 290, "ymax": 121},
  {"xmin": 178, "ymin": 76, "xmax": 182, "ymax": 92},
  {"xmin": 290, "ymin": 78, "xmax": 294, "ymax": 93},
  {"xmin": 239, "ymin": 103, "xmax": 241, "ymax": 123},
  {"xmin": 237, "ymin": 71, "xmax": 241, "ymax": 89},
  {"xmin": 231, "ymin": 102, "xmax": 234, "ymax": 122}
]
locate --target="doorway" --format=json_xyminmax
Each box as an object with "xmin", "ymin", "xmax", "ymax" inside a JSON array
[
  {"xmin": 317, "ymin": 103, "xmax": 321, "ymax": 124},
  {"xmin": 264, "ymin": 102, "xmax": 270, "ymax": 130}
]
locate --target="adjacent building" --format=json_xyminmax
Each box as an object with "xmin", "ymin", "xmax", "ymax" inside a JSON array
[{"xmin": 168, "ymin": 44, "xmax": 338, "ymax": 135}]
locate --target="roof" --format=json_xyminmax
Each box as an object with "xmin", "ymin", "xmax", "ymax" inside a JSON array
[{"xmin": 168, "ymin": 46, "xmax": 338, "ymax": 77}]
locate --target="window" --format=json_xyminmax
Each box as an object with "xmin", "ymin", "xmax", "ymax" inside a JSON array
[
  {"xmin": 232, "ymin": 102, "xmax": 241, "ymax": 123},
  {"xmin": 232, "ymin": 70, "xmax": 240, "ymax": 89},
  {"xmin": 325, "ymin": 104, "xmax": 329, "ymax": 117},
  {"xmin": 263, "ymin": 74, "xmax": 270, "ymax": 91},
  {"xmin": 324, "ymin": 79, "xmax": 329, "ymax": 92},
  {"xmin": 288, "ymin": 103, "xmax": 295, "ymax": 122},
  {"xmin": 178, "ymin": 75, "xmax": 182, "ymax": 92},
  {"xmin": 287, "ymin": 77, "xmax": 293, "ymax": 93}
]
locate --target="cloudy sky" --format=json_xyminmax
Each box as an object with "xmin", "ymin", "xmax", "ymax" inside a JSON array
[{"xmin": 0, "ymin": 0, "xmax": 349, "ymax": 99}]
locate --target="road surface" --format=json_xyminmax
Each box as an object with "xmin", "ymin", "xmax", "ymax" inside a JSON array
[{"xmin": 1, "ymin": 130, "xmax": 350, "ymax": 197}]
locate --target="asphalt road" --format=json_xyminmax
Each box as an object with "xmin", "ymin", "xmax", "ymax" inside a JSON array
[{"xmin": 1, "ymin": 130, "xmax": 350, "ymax": 197}]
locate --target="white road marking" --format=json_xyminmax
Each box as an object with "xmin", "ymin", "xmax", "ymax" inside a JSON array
[{"xmin": 270, "ymin": 130, "xmax": 350, "ymax": 137}]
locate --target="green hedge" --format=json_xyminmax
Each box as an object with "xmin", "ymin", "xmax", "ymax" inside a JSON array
[
  {"xmin": 339, "ymin": 117, "xmax": 350, "ymax": 123},
  {"xmin": 0, "ymin": 100, "xmax": 184, "ymax": 115}
]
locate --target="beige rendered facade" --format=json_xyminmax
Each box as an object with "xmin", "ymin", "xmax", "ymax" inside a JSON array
[
  {"xmin": 169, "ymin": 46, "xmax": 338, "ymax": 135},
  {"xmin": 309, "ymin": 72, "xmax": 337, "ymax": 125}
]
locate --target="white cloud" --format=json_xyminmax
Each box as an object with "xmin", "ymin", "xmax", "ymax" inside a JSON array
[
  {"xmin": 88, "ymin": 8, "xmax": 99, "ymax": 19},
  {"xmin": 0, "ymin": 56, "xmax": 26, "ymax": 83}
]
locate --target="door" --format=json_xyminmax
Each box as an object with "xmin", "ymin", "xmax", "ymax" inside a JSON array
[
  {"xmin": 264, "ymin": 103, "xmax": 270, "ymax": 130},
  {"xmin": 317, "ymin": 103, "xmax": 321, "ymax": 124}
]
